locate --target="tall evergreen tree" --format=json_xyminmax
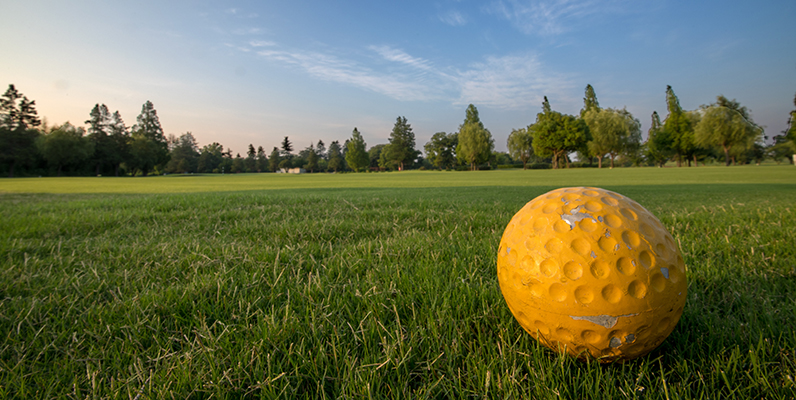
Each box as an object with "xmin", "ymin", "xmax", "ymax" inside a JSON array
[
  {"xmin": 382, "ymin": 116, "xmax": 418, "ymax": 171},
  {"xmin": 327, "ymin": 141, "xmax": 344, "ymax": 172},
  {"xmin": 0, "ymin": 84, "xmax": 41, "ymax": 130},
  {"xmin": 269, "ymin": 147, "xmax": 281, "ymax": 172},
  {"xmin": 0, "ymin": 84, "xmax": 42, "ymax": 177},
  {"xmin": 108, "ymin": 111, "xmax": 130, "ymax": 176},
  {"xmin": 256, "ymin": 146, "xmax": 268, "ymax": 172},
  {"xmin": 245, "ymin": 144, "xmax": 257, "ymax": 172},
  {"xmin": 305, "ymin": 147, "xmax": 318, "ymax": 172},
  {"xmin": 645, "ymin": 111, "xmax": 671, "ymax": 167},
  {"xmin": 281, "ymin": 136, "xmax": 293, "ymax": 158},
  {"xmin": 456, "ymin": 104, "xmax": 494, "ymax": 170},
  {"xmin": 130, "ymin": 101, "xmax": 169, "ymax": 175},
  {"xmin": 315, "ymin": 140, "xmax": 327, "ymax": 160},
  {"xmin": 345, "ymin": 128, "xmax": 369, "ymax": 172},
  {"xmin": 663, "ymin": 85, "xmax": 697, "ymax": 167},
  {"xmin": 580, "ymin": 84, "xmax": 600, "ymax": 117},
  {"xmin": 85, "ymin": 104, "xmax": 114, "ymax": 175}
]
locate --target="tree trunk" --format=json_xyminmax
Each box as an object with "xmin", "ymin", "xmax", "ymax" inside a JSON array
[
  {"xmin": 723, "ymin": 145, "xmax": 730, "ymax": 166},
  {"xmin": 693, "ymin": 155, "xmax": 698, "ymax": 167},
  {"xmin": 610, "ymin": 154, "xmax": 615, "ymax": 169},
  {"xmin": 676, "ymin": 154, "xmax": 682, "ymax": 167},
  {"xmin": 597, "ymin": 157, "xmax": 602, "ymax": 169}
]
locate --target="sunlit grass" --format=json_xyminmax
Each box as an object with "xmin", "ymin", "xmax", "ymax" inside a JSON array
[{"xmin": 0, "ymin": 166, "xmax": 794, "ymax": 398}]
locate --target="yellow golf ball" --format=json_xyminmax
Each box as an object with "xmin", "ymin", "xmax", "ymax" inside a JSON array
[{"xmin": 497, "ymin": 187, "xmax": 687, "ymax": 362}]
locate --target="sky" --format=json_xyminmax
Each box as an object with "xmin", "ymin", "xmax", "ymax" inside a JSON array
[{"xmin": 2, "ymin": 0, "xmax": 795, "ymax": 155}]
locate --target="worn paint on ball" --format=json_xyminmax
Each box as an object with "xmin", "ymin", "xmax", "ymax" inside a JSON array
[{"xmin": 497, "ymin": 187, "xmax": 687, "ymax": 362}]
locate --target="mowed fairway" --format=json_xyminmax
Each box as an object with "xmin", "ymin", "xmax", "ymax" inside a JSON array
[{"xmin": 1, "ymin": 166, "xmax": 795, "ymax": 399}]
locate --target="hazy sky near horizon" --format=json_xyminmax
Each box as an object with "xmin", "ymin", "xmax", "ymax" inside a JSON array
[{"xmin": 2, "ymin": 0, "xmax": 794, "ymax": 154}]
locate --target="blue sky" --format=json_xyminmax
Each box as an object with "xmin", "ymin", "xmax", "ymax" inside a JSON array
[{"xmin": 1, "ymin": 0, "xmax": 794, "ymax": 155}]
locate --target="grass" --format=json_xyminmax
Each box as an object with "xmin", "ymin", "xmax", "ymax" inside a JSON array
[{"xmin": 0, "ymin": 166, "xmax": 795, "ymax": 398}]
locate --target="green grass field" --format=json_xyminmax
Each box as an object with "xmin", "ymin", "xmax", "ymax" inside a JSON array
[{"xmin": 1, "ymin": 166, "xmax": 795, "ymax": 399}]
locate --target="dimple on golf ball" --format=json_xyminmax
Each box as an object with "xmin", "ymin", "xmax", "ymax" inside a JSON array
[{"xmin": 497, "ymin": 187, "xmax": 687, "ymax": 362}]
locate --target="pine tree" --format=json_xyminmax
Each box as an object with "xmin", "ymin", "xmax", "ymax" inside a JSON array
[
  {"xmin": 269, "ymin": 147, "xmax": 281, "ymax": 172},
  {"xmin": 281, "ymin": 136, "xmax": 293, "ymax": 158},
  {"xmin": 383, "ymin": 116, "xmax": 417, "ymax": 171},
  {"xmin": 86, "ymin": 104, "xmax": 114, "ymax": 175},
  {"xmin": 580, "ymin": 84, "xmax": 600, "ymax": 117},
  {"xmin": 108, "ymin": 111, "xmax": 130, "ymax": 176},
  {"xmin": 457, "ymin": 104, "xmax": 494, "ymax": 170},
  {"xmin": 327, "ymin": 141, "xmax": 344, "ymax": 172},
  {"xmin": 345, "ymin": 128, "xmax": 369, "ymax": 172},
  {"xmin": 663, "ymin": 86, "xmax": 696, "ymax": 167},
  {"xmin": 130, "ymin": 101, "xmax": 169, "ymax": 176},
  {"xmin": 0, "ymin": 85, "xmax": 42, "ymax": 177},
  {"xmin": 315, "ymin": 140, "xmax": 326, "ymax": 160},
  {"xmin": 256, "ymin": 146, "xmax": 268, "ymax": 172}
]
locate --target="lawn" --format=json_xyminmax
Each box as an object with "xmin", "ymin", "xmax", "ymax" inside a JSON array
[{"xmin": 1, "ymin": 166, "xmax": 795, "ymax": 398}]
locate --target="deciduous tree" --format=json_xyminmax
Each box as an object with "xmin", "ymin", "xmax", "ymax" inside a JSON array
[
  {"xmin": 166, "ymin": 132, "xmax": 200, "ymax": 173},
  {"xmin": 38, "ymin": 122, "xmax": 93, "ymax": 176},
  {"xmin": 583, "ymin": 107, "xmax": 640, "ymax": 168},
  {"xmin": 197, "ymin": 142, "xmax": 225, "ymax": 173},
  {"xmin": 530, "ymin": 97, "xmax": 590, "ymax": 169},
  {"xmin": 695, "ymin": 95, "xmax": 763, "ymax": 166},
  {"xmin": 424, "ymin": 132, "xmax": 458, "ymax": 170},
  {"xmin": 507, "ymin": 127, "xmax": 534, "ymax": 169}
]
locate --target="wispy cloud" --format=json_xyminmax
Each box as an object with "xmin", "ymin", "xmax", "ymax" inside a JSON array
[
  {"xmin": 439, "ymin": 10, "xmax": 467, "ymax": 26},
  {"xmin": 255, "ymin": 47, "xmax": 444, "ymax": 101},
  {"xmin": 369, "ymin": 45, "xmax": 434, "ymax": 71},
  {"xmin": 487, "ymin": 0, "xmax": 629, "ymax": 35},
  {"xmin": 249, "ymin": 40, "xmax": 275, "ymax": 47},
  {"xmin": 455, "ymin": 53, "xmax": 575, "ymax": 109},
  {"xmin": 246, "ymin": 42, "xmax": 573, "ymax": 109},
  {"xmin": 232, "ymin": 27, "xmax": 262, "ymax": 35}
]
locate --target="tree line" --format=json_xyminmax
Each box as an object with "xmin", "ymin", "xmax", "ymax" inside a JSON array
[
  {"xmin": 503, "ymin": 85, "xmax": 794, "ymax": 170},
  {"xmin": 2, "ymin": 83, "xmax": 794, "ymax": 177}
]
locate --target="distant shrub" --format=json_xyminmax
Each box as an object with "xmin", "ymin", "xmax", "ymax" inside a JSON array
[
  {"xmin": 527, "ymin": 163, "xmax": 552, "ymax": 170},
  {"xmin": 568, "ymin": 162, "xmax": 598, "ymax": 169}
]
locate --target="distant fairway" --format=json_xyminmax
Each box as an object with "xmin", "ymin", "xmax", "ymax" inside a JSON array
[
  {"xmin": 2, "ymin": 165, "xmax": 794, "ymax": 194},
  {"xmin": 1, "ymin": 165, "xmax": 794, "ymax": 398}
]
